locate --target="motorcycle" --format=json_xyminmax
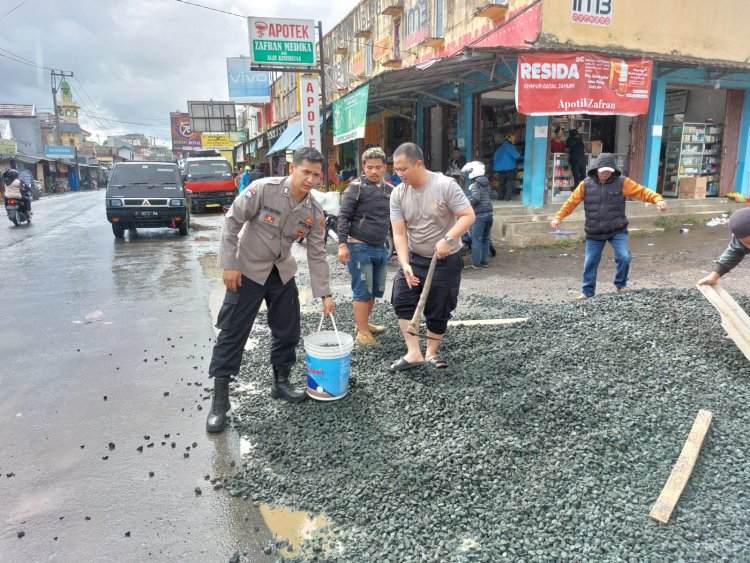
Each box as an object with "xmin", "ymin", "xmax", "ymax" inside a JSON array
[{"xmin": 5, "ymin": 184, "xmax": 32, "ymax": 226}]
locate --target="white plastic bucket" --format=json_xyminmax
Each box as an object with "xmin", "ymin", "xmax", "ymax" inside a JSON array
[{"xmin": 304, "ymin": 314, "xmax": 354, "ymax": 401}]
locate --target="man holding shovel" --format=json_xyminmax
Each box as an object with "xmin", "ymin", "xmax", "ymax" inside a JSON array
[{"xmin": 389, "ymin": 143, "xmax": 475, "ymax": 371}]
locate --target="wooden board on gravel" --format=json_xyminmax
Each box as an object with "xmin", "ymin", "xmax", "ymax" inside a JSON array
[
  {"xmin": 649, "ymin": 409, "xmax": 713, "ymax": 524},
  {"xmin": 448, "ymin": 318, "xmax": 528, "ymax": 327},
  {"xmin": 697, "ymin": 283, "xmax": 750, "ymax": 362}
]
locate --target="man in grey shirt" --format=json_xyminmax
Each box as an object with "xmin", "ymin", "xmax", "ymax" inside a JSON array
[{"xmin": 389, "ymin": 142, "xmax": 475, "ymax": 371}]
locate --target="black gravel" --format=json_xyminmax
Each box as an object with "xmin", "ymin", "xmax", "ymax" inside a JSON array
[{"xmin": 224, "ymin": 289, "xmax": 750, "ymax": 561}]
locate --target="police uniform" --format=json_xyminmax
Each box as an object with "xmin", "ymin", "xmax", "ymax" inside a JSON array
[{"xmin": 208, "ymin": 176, "xmax": 331, "ymax": 377}]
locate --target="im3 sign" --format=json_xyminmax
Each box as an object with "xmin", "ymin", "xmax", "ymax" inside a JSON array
[{"xmin": 571, "ymin": 0, "xmax": 612, "ymax": 27}]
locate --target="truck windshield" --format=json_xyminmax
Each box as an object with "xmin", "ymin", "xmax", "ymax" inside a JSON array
[
  {"xmin": 187, "ymin": 161, "xmax": 232, "ymax": 180},
  {"xmin": 110, "ymin": 164, "xmax": 181, "ymax": 185}
]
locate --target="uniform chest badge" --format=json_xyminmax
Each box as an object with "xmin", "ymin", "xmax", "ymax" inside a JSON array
[
  {"xmin": 431, "ymin": 201, "xmax": 438, "ymax": 209},
  {"xmin": 304, "ymin": 217, "xmax": 313, "ymax": 224},
  {"xmin": 263, "ymin": 213, "xmax": 276, "ymax": 224}
]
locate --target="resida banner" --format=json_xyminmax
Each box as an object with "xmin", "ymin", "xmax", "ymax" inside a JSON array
[{"xmin": 333, "ymin": 84, "xmax": 369, "ymax": 145}]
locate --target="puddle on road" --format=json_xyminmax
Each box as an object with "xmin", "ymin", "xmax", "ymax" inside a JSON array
[{"xmin": 259, "ymin": 504, "xmax": 342, "ymax": 559}]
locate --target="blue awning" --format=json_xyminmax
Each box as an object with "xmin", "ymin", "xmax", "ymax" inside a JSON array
[{"xmin": 266, "ymin": 121, "xmax": 302, "ymax": 156}]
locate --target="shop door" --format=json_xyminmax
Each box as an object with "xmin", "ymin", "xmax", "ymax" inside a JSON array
[
  {"xmin": 628, "ymin": 114, "xmax": 647, "ymax": 184},
  {"xmin": 720, "ymin": 90, "xmax": 743, "ymax": 196}
]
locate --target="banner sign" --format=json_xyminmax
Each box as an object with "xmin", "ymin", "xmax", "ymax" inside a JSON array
[
  {"xmin": 0, "ymin": 139, "xmax": 17, "ymax": 155},
  {"xmin": 516, "ymin": 52, "xmax": 653, "ymax": 116},
  {"xmin": 226, "ymin": 58, "xmax": 271, "ymax": 103},
  {"xmin": 201, "ymin": 133, "xmax": 233, "ymax": 150},
  {"xmin": 170, "ymin": 112, "xmax": 202, "ymax": 147},
  {"xmin": 300, "ymin": 75, "xmax": 321, "ymax": 151},
  {"xmin": 373, "ymin": 36, "xmax": 392, "ymax": 61},
  {"xmin": 44, "ymin": 145, "xmax": 75, "ymax": 158},
  {"xmin": 351, "ymin": 50, "xmax": 365, "ymax": 77},
  {"xmin": 333, "ymin": 84, "xmax": 369, "ymax": 145},
  {"xmin": 571, "ymin": 0, "xmax": 612, "ymax": 26},
  {"xmin": 248, "ymin": 17, "xmax": 316, "ymax": 67}
]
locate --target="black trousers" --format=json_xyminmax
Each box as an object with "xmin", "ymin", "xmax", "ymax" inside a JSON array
[
  {"xmin": 391, "ymin": 252, "xmax": 462, "ymax": 335},
  {"xmin": 496, "ymin": 170, "xmax": 516, "ymax": 201},
  {"xmin": 208, "ymin": 267, "xmax": 300, "ymax": 378},
  {"xmin": 570, "ymin": 159, "xmax": 587, "ymax": 187}
]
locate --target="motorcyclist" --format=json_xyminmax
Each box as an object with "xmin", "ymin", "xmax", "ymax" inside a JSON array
[{"xmin": 2, "ymin": 169, "xmax": 32, "ymax": 216}]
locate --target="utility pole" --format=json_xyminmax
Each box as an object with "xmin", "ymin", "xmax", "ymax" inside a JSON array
[
  {"xmin": 50, "ymin": 70, "xmax": 74, "ymax": 145},
  {"xmin": 317, "ymin": 21, "xmax": 329, "ymax": 188}
]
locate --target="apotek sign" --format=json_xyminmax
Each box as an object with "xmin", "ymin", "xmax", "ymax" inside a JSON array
[
  {"xmin": 516, "ymin": 52, "xmax": 652, "ymax": 116},
  {"xmin": 571, "ymin": 0, "xmax": 612, "ymax": 26},
  {"xmin": 299, "ymin": 75, "xmax": 321, "ymax": 151},
  {"xmin": 248, "ymin": 17, "xmax": 316, "ymax": 67}
]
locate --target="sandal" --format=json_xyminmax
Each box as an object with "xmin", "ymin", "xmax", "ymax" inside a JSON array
[
  {"xmin": 388, "ymin": 357, "xmax": 424, "ymax": 372},
  {"xmin": 426, "ymin": 356, "xmax": 448, "ymax": 369}
]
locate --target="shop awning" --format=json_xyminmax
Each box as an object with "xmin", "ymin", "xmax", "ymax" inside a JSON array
[{"xmin": 266, "ymin": 121, "xmax": 302, "ymax": 156}]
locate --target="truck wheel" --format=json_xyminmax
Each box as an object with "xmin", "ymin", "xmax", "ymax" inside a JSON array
[
  {"xmin": 178, "ymin": 219, "xmax": 189, "ymax": 236},
  {"xmin": 385, "ymin": 232, "xmax": 394, "ymax": 261},
  {"xmin": 112, "ymin": 223, "xmax": 125, "ymax": 238}
]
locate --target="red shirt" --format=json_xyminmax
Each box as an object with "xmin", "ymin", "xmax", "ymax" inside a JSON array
[{"xmin": 550, "ymin": 139, "xmax": 566, "ymax": 153}]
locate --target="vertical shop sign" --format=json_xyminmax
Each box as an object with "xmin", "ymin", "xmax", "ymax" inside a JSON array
[
  {"xmin": 516, "ymin": 52, "xmax": 652, "ymax": 116},
  {"xmin": 333, "ymin": 84, "xmax": 369, "ymax": 145},
  {"xmin": 571, "ymin": 0, "xmax": 612, "ymax": 26},
  {"xmin": 403, "ymin": 0, "xmax": 430, "ymax": 49},
  {"xmin": 300, "ymin": 75, "xmax": 321, "ymax": 150}
]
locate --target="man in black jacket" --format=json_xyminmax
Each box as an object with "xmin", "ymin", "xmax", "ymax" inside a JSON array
[
  {"xmin": 337, "ymin": 147, "xmax": 395, "ymax": 346},
  {"xmin": 566, "ymin": 128, "xmax": 587, "ymax": 187}
]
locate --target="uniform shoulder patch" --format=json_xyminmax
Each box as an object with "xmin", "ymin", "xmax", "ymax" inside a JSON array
[{"xmin": 244, "ymin": 186, "xmax": 257, "ymax": 199}]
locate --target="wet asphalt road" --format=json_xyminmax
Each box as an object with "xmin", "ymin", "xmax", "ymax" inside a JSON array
[{"xmin": 0, "ymin": 191, "xmax": 273, "ymax": 562}]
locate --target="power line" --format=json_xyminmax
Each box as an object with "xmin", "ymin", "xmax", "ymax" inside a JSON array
[
  {"xmin": 0, "ymin": 0, "xmax": 32, "ymax": 20},
  {"xmin": 173, "ymin": 0, "xmax": 245, "ymax": 18},
  {"xmin": 0, "ymin": 48, "xmax": 53, "ymax": 71}
]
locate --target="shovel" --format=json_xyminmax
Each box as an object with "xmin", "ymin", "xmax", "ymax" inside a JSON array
[{"xmin": 407, "ymin": 252, "xmax": 440, "ymax": 339}]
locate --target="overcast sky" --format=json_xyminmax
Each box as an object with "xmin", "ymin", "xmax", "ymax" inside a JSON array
[{"xmin": 0, "ymin": 0, "xmax": 352, "ymax": 147}]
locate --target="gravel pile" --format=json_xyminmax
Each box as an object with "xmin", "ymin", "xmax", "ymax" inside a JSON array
[{"xmin": 224, "ymin": 289, "xmax": 750, "ymax": 561}]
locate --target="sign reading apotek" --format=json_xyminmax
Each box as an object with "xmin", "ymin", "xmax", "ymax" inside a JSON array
[
  {"xmin": 333, "ymin": 84, "xmax": 369, "ymax": 146},
  {"xmin": 300, "ymin": 75, "xmax": 321, "ymax": 151},
  {"xmin": 44, "ymin": 145, "xmax": 76, "ymax": 158},
  {"xmin": 248, "ymin": 17, "xmax": 316, "ymax": 67}
]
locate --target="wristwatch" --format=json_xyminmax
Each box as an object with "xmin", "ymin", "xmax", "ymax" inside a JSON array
[{"xmin": 443, "ymin": 235, "xmax": 454, "ymax": 244}]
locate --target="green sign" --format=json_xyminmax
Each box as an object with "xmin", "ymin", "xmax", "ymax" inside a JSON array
[
  {"xmin": 248, "ymin": 17, "xmax": 316, "ymax": 67},
  {"xmin": 333, "ymin": 85, "xmax": 369, "ymax": 146}
]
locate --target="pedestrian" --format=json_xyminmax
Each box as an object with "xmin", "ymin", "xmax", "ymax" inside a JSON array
[
  {"xmin": 492, "ymin": 133, "xmax": 521, "ymax": 201},
  {"xmin": 461, "ymin": 161, "xmax": 493, "ymax": 270},
  {"xmin": 248, "ymin": 165, "xmax": 263, "ymax": 183},
  {"xmin": 565, "ymin": 128, "xmax": 587, "ymax": 187},
  {"xmin": 238, "ymin": 165, "xmax": 252, "ymax": 193},
  {"xmin": 550, "ymin": 126, "xmax": 566, "ymax": 154},
  {"xmin": 445, "ymin": 147, "xmax": 467, "ymax": 188},
  {"xmin": 205, "ymin": 147, "xmax": 335, "ymax": 433},
  {"xmin": 389, "ymin": 142, "xmax": 475, "ymax": 371},
  {"xmin": 550, "ymin": 153, "xmax": 668, "ymax": 300},
  {"xmin": 337, "ymin": 147, "xmax": 394, "ymax": 347},
  {"xmin": 698, "ymin": 207, "xmax": 750, "ymax": 286}
]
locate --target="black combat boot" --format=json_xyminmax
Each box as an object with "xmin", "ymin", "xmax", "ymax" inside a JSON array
[
  {"xmin": 271, "ymin": 365, "xmax": 307, "ymax": 403},
  {"xmin": 206, "ymin": 376, "xmax": 231, "ymax": 433}
]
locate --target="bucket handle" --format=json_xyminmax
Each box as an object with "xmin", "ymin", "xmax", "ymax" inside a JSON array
[{"xmin": 318, "ymin": 313, "xmax": 344, "ymax": 352}]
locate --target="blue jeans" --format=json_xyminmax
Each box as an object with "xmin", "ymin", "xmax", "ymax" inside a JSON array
[
  {"xmin": 346, "ymin": 243, "xmax": 388, "ymax": 301},
  {"xmin": 471, "ymin": 211, "xmax": 493, "ymax": 267},
  {"xmin": 582, "ymin": 232, "xmax": 631, "ymax": 297}
]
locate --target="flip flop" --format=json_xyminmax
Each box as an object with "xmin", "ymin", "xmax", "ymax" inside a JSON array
[
  {"xmin": 426, "ymin": 356, "xmax": 448, "ymax": 369},
  {"xmin": 388, "ymin": 357, "xmax": 424, "ymax": 372}
]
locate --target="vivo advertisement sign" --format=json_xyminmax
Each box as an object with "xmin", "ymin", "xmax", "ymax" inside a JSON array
[{"xmin": 226, "ymin": 58, "xmax": 271, "ymax": 103}]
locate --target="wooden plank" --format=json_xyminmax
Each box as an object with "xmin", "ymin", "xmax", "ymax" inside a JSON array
[
  {"xmin": 447, "ymin": 317, "xmax": 528, "ymax": 327},
  {"xmin": 649, "ymin": 409, "xmax": 713, "ymax": 524},
  {"xmin": 697, "ymin": 283, "xmax": 750, "ymax": 362}
]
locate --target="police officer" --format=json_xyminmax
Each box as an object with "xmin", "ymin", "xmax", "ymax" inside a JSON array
[{"xmin": 206, "ymin": 147, "xmax": 335, "ymax": 433}]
